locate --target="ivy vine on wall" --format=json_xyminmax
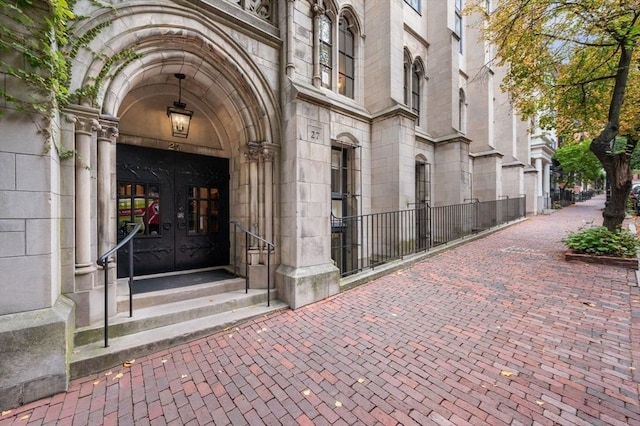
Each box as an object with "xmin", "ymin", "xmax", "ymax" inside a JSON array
[
  {"xmin": 0, "ymin": 0, "xmax": 139, "ymax": 156},
  {"xmin": 0, "ymin": 0, "xmax": 74, "ymax": 116}
]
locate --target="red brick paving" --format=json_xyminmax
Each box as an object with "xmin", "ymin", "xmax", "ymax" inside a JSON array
[{"xmin": 2, "ymin": 196, "xmax": 639, "ymax": 425}]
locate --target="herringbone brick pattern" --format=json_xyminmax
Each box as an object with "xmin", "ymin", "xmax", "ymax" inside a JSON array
[{"xmin": 2, "ymin": 196, "xmax": 639, "ymax": 425}]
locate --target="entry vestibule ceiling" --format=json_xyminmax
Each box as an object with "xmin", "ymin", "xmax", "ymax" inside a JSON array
[
  {"xmin": 118, "ymin": 79, "xmax": 228, "ymax": 155},
  {"xmin": 109, "ymin": 46, "xmax": 260, "ymax": 157}
]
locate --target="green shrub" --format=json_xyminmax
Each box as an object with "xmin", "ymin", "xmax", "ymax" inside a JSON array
[{"xmin": 562, "ymin": 226, "xmax": 640, "ymax": 258}]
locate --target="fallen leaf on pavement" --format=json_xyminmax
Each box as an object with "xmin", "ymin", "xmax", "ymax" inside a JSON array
[
  {"xmin": 335, "ymin": 401, "xmax": 342, "ymax": 407},
  {"xmin": 1, "ymin": 410, "xmax": 11, "ymax": 416},
  {"xmin": 500, "ymin": 371, "xmax": 513, "ymax": 377},
  {"xmin": 302, "ymin": 389, "xmax": 311, "ymax": 396},
  {"xmin": 112, "ymin": 372, "xmax": 123, "ymax": 380},
  {"xmin": 123, "ymin": 359, "xmax": 135, "ymax": 367},
  {"xmin": 20, "ymin": 414, "xmax": 30, "ymax": 421},
  {"xmin": 357, "ymin": 378, "xmax": 365, "ymax": 384}
]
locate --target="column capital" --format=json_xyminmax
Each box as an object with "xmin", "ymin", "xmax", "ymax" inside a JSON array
[
  {"xmin": 75, "ymin": 117, "xmax": 101, "ymax": 136},
  {"xmin": 261, "ymin": 143, "xmax": 279, "ymax": 162},
  {"xmin": 97, "ymin": 124, "xmax": 119, "ymax": 142},
  {"xmin": 63, "ymin": 104, "xmax": 101, "ymax": 136},
  {"xmin": 312, "ymin": 1, "xmax": 324, "ymax": 15},
  {"xmin": 98, "ymin": 116, "xmax": 120, "ymax": 141},
  {"xmin": 244, "ymin": 141, "xmax": 263, "ymax": 162},
  {"xmin": 62, "ymin": 104, "xmax": 101, "ymax": 130}
]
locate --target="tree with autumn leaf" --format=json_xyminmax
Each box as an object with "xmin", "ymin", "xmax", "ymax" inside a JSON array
[{"xmin": 468, "ymin": 0, "xmax": 639, "ymax": 230}]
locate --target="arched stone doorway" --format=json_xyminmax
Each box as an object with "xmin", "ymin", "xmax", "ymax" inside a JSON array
[{"xmin": 63, "ymin": 2, "xmax": 281, "ymax": 326}]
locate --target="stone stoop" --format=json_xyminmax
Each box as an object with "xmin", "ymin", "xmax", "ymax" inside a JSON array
[{"xmin": 70, "ymin": 274, "xmax": 287, "ymax": 379}]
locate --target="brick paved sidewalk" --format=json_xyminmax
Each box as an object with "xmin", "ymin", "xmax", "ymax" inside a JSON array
[{"xmin": 2, "ymin": 195, "xmax": 639, "ymax": 425}]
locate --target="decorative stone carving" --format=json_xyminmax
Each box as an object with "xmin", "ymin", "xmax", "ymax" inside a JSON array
[
  {"xmin": 261, "ymin": 143, "xmax": 278, "ymax": 162},
  {"xmin": 75, "ymin": 117, "xmax": 101, "ymax": 135},
  {"xmin": 97, "ymin": 123, "xmax": 119, "ymax": 141},
  {"xmin": 312, "ymin": 1, "xmax": 324, "ymax": 15},
  {"xmin": 244, "ymin": 141, "xmax": 262, "ymax": 162},
  {"xmin": 230, "ymin": 0, "xmax": 273, "ymax": 23}
]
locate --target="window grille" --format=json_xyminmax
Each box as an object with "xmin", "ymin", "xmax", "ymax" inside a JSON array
[{"xmin": 330, "ymin": 144, "xmax": 361, "ymax": 275}]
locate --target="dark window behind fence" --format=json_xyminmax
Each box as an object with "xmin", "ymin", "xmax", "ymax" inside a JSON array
[{"xmin": 331, "ymin": 196, "xmax": 526, "ymax": 277}]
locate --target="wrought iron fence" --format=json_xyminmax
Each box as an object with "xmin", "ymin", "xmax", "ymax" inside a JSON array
[{"xmin": 331, "ymin": 196, "xmax": 526, "ymax": 277}]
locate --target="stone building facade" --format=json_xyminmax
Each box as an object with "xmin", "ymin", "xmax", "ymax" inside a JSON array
[{"xmin": 0, "ymin": 0, "xmax": 553, "ymax": 408}]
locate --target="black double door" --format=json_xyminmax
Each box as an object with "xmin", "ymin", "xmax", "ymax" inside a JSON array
[{"xmin": 116, "ymin": 144, "xmax": 229, "ymax": 278}]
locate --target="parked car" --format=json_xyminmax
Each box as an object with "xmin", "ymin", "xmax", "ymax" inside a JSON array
[{"xmin": 630, "ymin": 185, "xmax": 640, "ymax": 213}]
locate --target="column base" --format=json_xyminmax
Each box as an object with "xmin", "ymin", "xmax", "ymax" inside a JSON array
[
  {"xmin": 75, "ymin": 263, "xmax": 96, "ymax": 275},
  {"xmin": 275, "ymin": 263, "xmax": 340, "ymax": 309}
]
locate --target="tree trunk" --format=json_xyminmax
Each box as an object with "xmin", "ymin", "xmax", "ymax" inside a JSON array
[
  {"xmin": 601, "ymin": 153, "xmax": 632, "ymax": 231},
  {"xmin": 588, "ymin": 44, "xmax": 635, "ymax": 232}
]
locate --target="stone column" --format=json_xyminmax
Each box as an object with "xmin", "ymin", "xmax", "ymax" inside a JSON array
[
  {"xmin": 543, "ymin": 162, "xmax": 551, "ymax": 195},
  {"xmin": 262, "ymin": 144, "xmax": 278, "ymax": 246},
  {"xmin": 97, "ymin": 118, "xmax": 118, "ymax": 257},
  {"xmin": 311, "ymin": 2, "xmax": 324, "ymax": 87},
  {"xmin": 286, "ymin": 0, "xmax": 296, "ymax": 77},
  {"xmin": 535, "ymin": 158, "xmax": 543, "ymax": 197},
  {"xmin": 74, "ymin": 115, "xmax": 100, "ymax": 272},
  {"xmin": 245, "ymin": 141, "xmax": 261, "ymax": 248}
]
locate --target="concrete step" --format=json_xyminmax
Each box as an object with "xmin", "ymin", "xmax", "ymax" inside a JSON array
[
  {"xmin": 71, "ymin": 291, "xmax": 287, "ymax": 379},
  {"xmin": 116, "ymin": 276, "xmax": 246, "ymax": 312},
  {"xmin": 75, "ymin": 285, "xmax": 276, "ymax": 346}
]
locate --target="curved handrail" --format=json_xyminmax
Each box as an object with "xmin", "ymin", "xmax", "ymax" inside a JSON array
[
  {"xmin": 97, "ymin": 222, "xmax": 141, "ymax": 347},
  {"xmin": 98, "ymin": 223, "xmax": 142, "ymax": 266}
]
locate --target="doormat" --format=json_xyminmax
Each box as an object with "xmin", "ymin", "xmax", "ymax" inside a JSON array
[{"xmin": 131, "ymin": 269, "xmax": 238, "ymax": 294}]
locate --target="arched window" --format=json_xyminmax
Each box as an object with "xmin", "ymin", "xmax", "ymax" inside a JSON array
[
  {"xmin": 412, "ymin": 63, "xmax": 421, "ymax": 125},
  {"xmin": 338, "ymin": 17, "xmax": 354, "ymax": 98},
  {"xmin": 320, "ymin": 14, "xmax": 333, "ymax": 89}
]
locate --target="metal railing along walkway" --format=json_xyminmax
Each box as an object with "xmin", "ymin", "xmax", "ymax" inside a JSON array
[{"xmin": 331, "ymin": 197, "xmax": 526, "ymax": 277}]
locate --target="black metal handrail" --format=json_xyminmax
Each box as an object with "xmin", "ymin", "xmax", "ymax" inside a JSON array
[
  {"xmin": 230, "ymin": 222, "xmax": 275, "ymax": 306},
  {"xmin": 97, "ymin": 222, "xmax": 141, "ymax": 348}
]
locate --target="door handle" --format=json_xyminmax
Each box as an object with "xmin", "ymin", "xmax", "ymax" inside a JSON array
[{"xmin": 163, "ymin": 221, "xmax": 172, "ymax": 230}]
